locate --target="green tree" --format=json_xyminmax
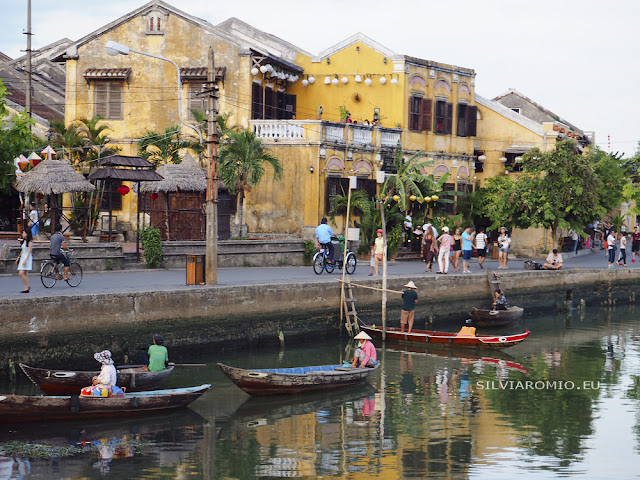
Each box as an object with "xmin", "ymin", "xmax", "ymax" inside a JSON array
[
  {"xmin": 589, "ymin": 147, "xmax": 626, "ymax": 215},
  {"xmin": 74, "ymin": 115, "xmax": 119, "ymax": 168},
  {"xmin": 0, "ymin": 82, "xmax": 37, "ymax": 194},
  {"xmin": 218, "ymin": 128, "xmax": 283, "ymax": 237},
  {"xmin": 328, "ymin": 189, "xmax": 373, "ymax": 228},
  {"xmin": 136, "ymin": 125, "xmax": 195, "ymax": 167},
  {"xmin": 49, "ymin": 118, "xmax": 85, "ymax": 165}
]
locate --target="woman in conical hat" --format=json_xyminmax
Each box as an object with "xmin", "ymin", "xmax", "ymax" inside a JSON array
[{"xmin": 351, "ymin": 331, "xmax": 377, "ymax": 368}]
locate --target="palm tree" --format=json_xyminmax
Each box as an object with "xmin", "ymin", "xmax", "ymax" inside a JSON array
[
  {"xmin": 328, "ymin": 189, "xmax": 373, "ymax": 228},
  {"xmin": 74, "ymin": 115, "xmax": 118, "ymax": 169},
  {"xmin": 49, "ymin": 119, "xmax": 84, "ymax": 165},
  {"xmin": 136, "ymin": 125, "xmax": 195, "ymax": 167},
  {"xmin": 219, "ymin": 128, "xmax": 283, "ymax": 237}
]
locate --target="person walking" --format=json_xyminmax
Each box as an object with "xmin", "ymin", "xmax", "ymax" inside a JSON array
[
  {"xmin": 607, "ymin": 228, "xmax": 617, "ymax": 268},
  {"xmin": 400, "ymin": 280, "xmax": 418, "ymax": 333},
  {"xmin": 461, "ymin": 226, "xmax": 476, "ymax": 273},
  {"xmin": 421, "ymin": 226, "xmax": 438, "ymax": 272},
  {"xmin": 437, "ymin": 226, "xmax": 452, "ymax": 274},
  {"xmin": 373, "ymin": 229, "xmax": 385, "ymax": 277},
  {"xmin": 451, "ymin": 228, "xmax": 462, "ymax": 272},
  {"xmin": 497, "ymin": 227, "xmax": 511, "ymax": 269},
  {"xmin": 617, "ymin": 232, "xmax": 628, "ymax": 266},
  {"xmin": 631, "ymin": 226, "xmax": 640, "ymax": 262},
  {"xmin": 474, "ymin": 227, "xmax": 488, "ymax": 269},
  {"xmin": 570, "ymin": 229, "xmax": 579, "ymax": 255},
  {"xmin": 16, "ymin": 229, "xmax": 33, "ymax": 293}
]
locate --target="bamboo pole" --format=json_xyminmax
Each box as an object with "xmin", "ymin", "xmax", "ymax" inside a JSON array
[
  {"xmin": 380, "ymin": 201, "xmax": 388, "ymax": 341},
  {"xmin": 336, "ymin": 279, "xmax": 403, "ymax": 295},
  {"xmin": 339, "ymin": 180, "xmax": 353, "ymax": 330}
]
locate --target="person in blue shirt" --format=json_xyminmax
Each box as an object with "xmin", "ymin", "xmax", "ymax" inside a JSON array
[
  {"xmin": 461, "ymin": 226, "xmax": 476, "ymax": 273},
  {"xmin": 315, "ymin": 217, "xmax": 335, "ymax": 263}
]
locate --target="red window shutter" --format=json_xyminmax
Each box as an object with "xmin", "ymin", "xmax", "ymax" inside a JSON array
[
  {"xmin": 422, "ymin": 98, "xmax": 432, "ymax": 132},
  {"xmin": 149, "ymin": 18, "xmax": 154, "ymax": 31},
  {"xmin": 94, "ymin": 82, "xmax": 108, "ymax": 118},
  {"xmin": 445, "ymin": 103, "xmax": 453, "ymax": 135},
  {"xmin": 157, "ymin": 17, "xmax": 161, "ymax": 31},
  {"xmin": 466, "ymin": 105, "xmax": 478, "ymax": 137}
]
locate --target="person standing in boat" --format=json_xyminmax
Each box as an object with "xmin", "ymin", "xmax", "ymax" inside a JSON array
[
  {"xmin": 145, "ymin": 333, "xmax": 169, "ymax": 371},
  {"xmin": 91, "ymin": 350, "xmax": 117, "ymax": 390},
  {"xmin": 351, "ymin": 331, "xmax": 378, "ymax": 368},
  {"xmin": 400, "ymin": 281, "xmax": 418, "ymax": 333}
]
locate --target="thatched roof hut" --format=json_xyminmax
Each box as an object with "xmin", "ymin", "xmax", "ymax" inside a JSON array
[
  {"xmin": 15, "ymin": 159, "xmax": 95, "ymax": 194},
  {"xmin": 140, "ymin": 153, "xmax": 206, "ymax": 193}
]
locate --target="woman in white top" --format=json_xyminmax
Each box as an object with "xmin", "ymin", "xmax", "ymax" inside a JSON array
[
  {"xmin": 29, "ymin": 202, "xmax": 39, "ymax": 239},
  {"xmin": 91, "ymin": 350, "xmax": 118, "ymax": 390},
  {"xmin": 474, "ymin": 227, "xmax": 488, "ymax": 269},
  {"xmin": 16, "ymin": 229, "xmax": 33, "ymax": 293},
  {"xmin": 497, "ymin": 227, "xmax": 511, "ymax": 270}
]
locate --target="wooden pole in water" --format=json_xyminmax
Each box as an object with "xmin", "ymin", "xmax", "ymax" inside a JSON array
[
  {"xmin": 380, "ymin": 201, "xmax": 388, "ymax": 341},
  {"xmin": 339, "ymin": 180, "xmax": 353, "ymax": 329}
]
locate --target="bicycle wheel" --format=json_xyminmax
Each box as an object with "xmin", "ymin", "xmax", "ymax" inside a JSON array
[
  {"xmin": 40, "ymin": 261, "xmax": 57, "ymax": 288},
  {"xmin": 345, "ymin": 252, "xmax": 357, "ymax": 275},
  {"xmin": 312, "ymin": 252, "xmax": 325, "ymax": 275},
  {"xmin": 66, "ymin": 262, "xmax": 83, "ymax": 287}
]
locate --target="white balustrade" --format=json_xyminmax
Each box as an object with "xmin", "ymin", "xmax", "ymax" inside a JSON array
[
  {"xmin": 351, "ymin": 126, "xmax": 372, "ymax": 144},
  {"xmin": 252, "ymin": 121, "xmax": 305, "ymax": 140},
  {"xmin": 325, "ymin": 125, "xmax": 345, "ymax": 143},
  {"xmin": 381, "ymin": 130, "xmax": 401, "ymax": 147}
]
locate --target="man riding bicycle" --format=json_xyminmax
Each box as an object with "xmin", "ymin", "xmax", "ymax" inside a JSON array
[
  {"xmin": 50, "ymin": 223, "xmax": 73, "ymax": 281},
  {"xmin": 315, "ymin": 217, "xmax": 335, "ymax": 264}
]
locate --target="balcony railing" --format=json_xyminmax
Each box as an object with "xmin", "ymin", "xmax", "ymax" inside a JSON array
[
  {"xmin": 325, "ymin": 124, "xmax": 345, "ymax": 143},
  {"xmin": 351, "ymin": 125, "xmax": 372, "ymax": 145},
  {"xmin": 252, "ymin": 120, "xmax": 306, "ymax": 140},
  {"xmin": 380, "ymin": 128, "xmax": 401, "ymax": 147}
]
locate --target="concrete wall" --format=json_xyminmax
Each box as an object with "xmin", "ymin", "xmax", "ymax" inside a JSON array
[{"xmin": 1, "ymin": 268, "xmax": 638, "ymax": 377}]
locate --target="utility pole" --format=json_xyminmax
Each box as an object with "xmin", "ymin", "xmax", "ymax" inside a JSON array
[
  {"xmin": 25, "ymin": 0, "xmax": 33, "ymax": 132},
  {"xmin": 205, "ymin": 46, "xmax": 219, "ymax": 284}
]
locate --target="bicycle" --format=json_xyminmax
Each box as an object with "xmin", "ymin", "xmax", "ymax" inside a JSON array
[
  {"xmin": 40, "ymin": 250, "xmax": 83, "ymax": 288},
  {"xmin": 313, "ymin": 237, "xmax": 357, "ymax": 275}
]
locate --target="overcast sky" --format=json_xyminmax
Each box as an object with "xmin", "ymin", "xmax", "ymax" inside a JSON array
[{"xmin": 2, "ymin": 0, "xmax": 639, "ymax": 156}]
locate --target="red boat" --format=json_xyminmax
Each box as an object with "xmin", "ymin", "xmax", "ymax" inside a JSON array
[{"xmin": 360, "ymin": 325, "xmax": 530, "ymax": 349}]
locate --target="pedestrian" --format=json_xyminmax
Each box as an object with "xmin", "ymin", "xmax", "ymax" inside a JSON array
[
  {"xmin": 607, "ymin": 228, "xmax": 617, "ymax": 268},
  {"xmin": 497, "ymin": 227, "xmax": 511, "ymax": 269},
  {"xmin": 400, "ymin": 280, "xmax": 418, "ymax": 333},
  {"xmin": 16, "ymin": 228, "xmax": 33, "ymax": 293},
  {"xmin": 29, "ymin": 202, "xmax": 39, "ymax": 240},
  {"xmin": 350, "ymin": 331, "xmax": 378, "ymax": 368},
  {"xmin": 421, "ymin": 225, "xmax": 438, "ymax": 272},
  {"xmin": 368, "ymin": 244, "xmax": 375, "ymax": 276},
  {"xmin": 474, "ymin": 227, "xmax": 488, "ymax": 269},
  {"xmin": 618, "ymin": 232, "xmax": 627, "ymax": 266},
  {"xmin": 461, "ymin": 226, "xmax": 476, "ymax": 273},
  {"xmin": 436, "ymin": 226, "xmax": 452, "ymax": 274},
  {"xmin": 451, "ymin": 228, "xmax": 462, "ymax": 272},
  {"xmin": 570, "ymin": 229, "xmax": 579, "ymax": 255},
  {"xmin": 373, "ymin": 229, "xmax": 385, "ymax": 276},
  {"xmin": 631, "ymin": 225, "xmax": 640, "ymax": 263}
]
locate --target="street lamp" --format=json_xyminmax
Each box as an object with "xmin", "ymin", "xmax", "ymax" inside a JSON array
[{"xmin": 104, "ymin": 41, "xmax": 202, "ymax": 144}]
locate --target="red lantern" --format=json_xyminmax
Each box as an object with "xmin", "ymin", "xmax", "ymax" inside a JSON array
[
  {"xmin": 117, "ymin": 185, "xmax": 130, "ymax": 196},
  {"xmin": 36, "ymin": 193, "xmax": 44, "ymax": 200},
  {"xmin": 150, "ymin": 193, "xmax": 159, "ymax": 200}
]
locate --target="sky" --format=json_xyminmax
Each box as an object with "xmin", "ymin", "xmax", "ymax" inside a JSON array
[{"xmin": 2, "ymin": 0, "xmax": 639, "ymax": 156}]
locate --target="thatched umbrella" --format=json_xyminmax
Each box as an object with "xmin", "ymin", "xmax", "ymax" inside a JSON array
[
  {"xmin": 140, "ymin": 153, "xmax": 206, "ymax": 240},
  {"xmin": 16, "ymin": 159, "xmax": 95, "ymax": 234}
]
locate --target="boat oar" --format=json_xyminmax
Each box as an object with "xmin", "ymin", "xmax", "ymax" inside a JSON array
[{"xmin": 168, "ymin": 363, "xmax": 206, "ymax": 367}]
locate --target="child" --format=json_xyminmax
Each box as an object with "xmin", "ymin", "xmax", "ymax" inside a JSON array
[{"xmin": 144, "ymin": 333, "xmax": 169, "ymax": 372}]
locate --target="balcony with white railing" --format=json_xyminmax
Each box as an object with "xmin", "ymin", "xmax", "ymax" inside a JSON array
[
  {"xmin": 350, "ymin": 125, "xmax": 373, "ymax": 145},
  {"xmin": 324, "ymin": 123, "xmax": 345, "ymax": 143},
  {"xmin": 250, "ymin": 120, "xmax": 315, "ymax": 143},
  {"xmin": 380, "ymin": 127, "xmax": 402, "ymax": 147}
]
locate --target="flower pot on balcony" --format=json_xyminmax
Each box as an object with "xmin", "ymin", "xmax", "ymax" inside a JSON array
[{"xmin": 553, "ymin": 124, "xmax": 559, "ymax": 131}]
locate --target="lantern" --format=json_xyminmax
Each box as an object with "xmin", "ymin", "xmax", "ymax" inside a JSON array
[
  {"xmin": 393, "ymin": 195, "xmax": 400, "ymax": 202},
  {"xmin": 150, "ymin": 193, "xmax": 159, "ymax": 200},
  {"xmin": 425, "ymin": 197, "xmax": 431, "ymax": 203},
  {"xmin": 409, "ymin": 194, "xmax": 417, "ymax": 201},
  {"xmin": 431, "ymin": 195, "xmax": 439, "ymax": 202},
  {"xmin": 117, "ymin": 185, "xmax": 130, "ymax": 196},
  {"xmin": 36, "ymin": 193, "xmax": 44, "ymax": 200}
]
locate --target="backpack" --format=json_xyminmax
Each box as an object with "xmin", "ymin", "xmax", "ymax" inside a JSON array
[{"xmin": 524, "ymin": 260, "xmax": 542, "ymax": 270}]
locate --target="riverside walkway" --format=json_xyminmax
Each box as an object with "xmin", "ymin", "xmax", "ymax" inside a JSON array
[{"xmin": 0, "ymin": 248, "xmax": 623, "ymax": 300}]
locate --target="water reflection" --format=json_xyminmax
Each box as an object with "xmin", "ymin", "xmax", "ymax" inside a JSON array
[{"xmin": 1, "ymin": 306, "xmax": 640, "ymax": 478}]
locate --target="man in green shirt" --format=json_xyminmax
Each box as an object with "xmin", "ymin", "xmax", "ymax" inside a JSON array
[{"xmin": 146, "ymin": 333, "xmax": 169, "ymax": 372}]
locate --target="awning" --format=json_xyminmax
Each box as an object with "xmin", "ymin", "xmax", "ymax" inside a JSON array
[
  {"xmin": 180, "ymin": 67, "xmax": 226, "ymax": 82},
  {"xmin": 82, "ymin": 68, "xmax": 132, "ymax": 80}
]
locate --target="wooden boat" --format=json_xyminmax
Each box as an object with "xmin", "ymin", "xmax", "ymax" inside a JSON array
[
  {"xmin": 218, "ymin": 363, "xmax": 379, "ymax": 395},
  {"xmin": 0, "ymin": 385, "xmax": 210, "ymax": 422},
  {"xmin": 360, "ymin": 325, "xmax": 530, "ymax": 349},
  {"xmin": 19, "ymin": 363, "xmax": 175, "ymax": 395},
  {"xmin": 469, "ymin": 306, "xmax": 524, "ymax": 327}
]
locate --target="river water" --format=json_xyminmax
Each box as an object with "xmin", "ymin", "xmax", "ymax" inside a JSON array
[{"xmin": 1, "ymin": 305, "xmax": 639, "ymax": 479}]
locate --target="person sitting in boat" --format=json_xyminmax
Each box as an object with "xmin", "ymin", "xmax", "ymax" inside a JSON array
[
  {"xmin": 543, "ymin": 249, "xmax": 563, "ymax": 270},
  {"xmin": 457, "ymin": 319, "xmax": 476, "ymax": 337},
  {"xmin": 351, "ymin": 331, "xmax": 378, "ymax": 368},
  {"xmin": 492, "ymin": 289, "xmax": 509, "ymax": 311},
  {"xmin": 144, "ymin": 333, "xmax": 169, "ymax": 372},
  {"xmin": 91, "ymin": 350, "xmax": 117, "ymax": 390}
]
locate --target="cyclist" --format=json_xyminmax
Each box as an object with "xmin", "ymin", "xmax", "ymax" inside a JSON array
[
  {"xmin": 315, "ymin": 217, "xmax": 335, "ymax": 264},
  {"xmin": 50, "ymin": 223, "xmax": 73, "ymax": 281}
]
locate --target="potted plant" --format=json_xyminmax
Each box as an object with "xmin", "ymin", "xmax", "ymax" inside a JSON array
[{"xmin": 339, "ymin": 106, "xmax": 350, "ymax": 122}]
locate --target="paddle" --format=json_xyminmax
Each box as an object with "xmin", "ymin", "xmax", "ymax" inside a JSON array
[{"xmin": 168, "ymin": 363, "xmax": 206, "ymax": 367}]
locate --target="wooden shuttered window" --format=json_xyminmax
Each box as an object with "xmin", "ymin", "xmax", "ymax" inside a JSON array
[
  {"xmin": 434, "ymin": 100, "xmax": 451, "ymax": 134},
  {"xmin": 456, "ymin": 104, "xmax": 478, "ymax": 137},
  {"xmin": 445, "ymin": 102, "xmax": 453, "ymax": 135},
  {"xmin": 409, "ymin": 96, "xmax": 433, "ymax": 132},
  {"xmin": 422, "ymin": 98, "xmax": 433, "ymax": 132},
  {"xmin": 326, "ymin": 177, "xmax": 350, "ymax": 214},
  {"xmin": 251, "ymin": 82, "xmax": 263, "ymax": 119},
  {"xmin": 187, "ymin": 82, "xmax": 206, "ymax": 121},
  {"xmin": 94, "ymin": 81, "xmax": 124, "ymax": 120},
  {"xmin": 466, "ymin": 105, "xmax": 477, "ymax": 137}
]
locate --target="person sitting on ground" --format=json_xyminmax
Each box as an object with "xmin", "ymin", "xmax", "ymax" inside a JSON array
[
  {"xmin": 315, "ymin": 217, "xmax": 335, "ymax": 264},
  {"xmin": 351, "ymin": 331, "xmax": 378, "ymax": 368},
  {"xmin": 144, "ymin": 333, "xmax": 169, "ymax": 372},
  {"xmin": 543, "ymin": 249, "xmax": 563, "ymax": 270},
  {"xmin": 49, "ymin": 223, "xmax": 72, "ymax": 281},
  {"xmin": 91, "ymin": 350, "xmax": 117, "ymax": 390},
  {"xmin": 492, "ymin": 289, "xmax": 509, "ymax": 310}
]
